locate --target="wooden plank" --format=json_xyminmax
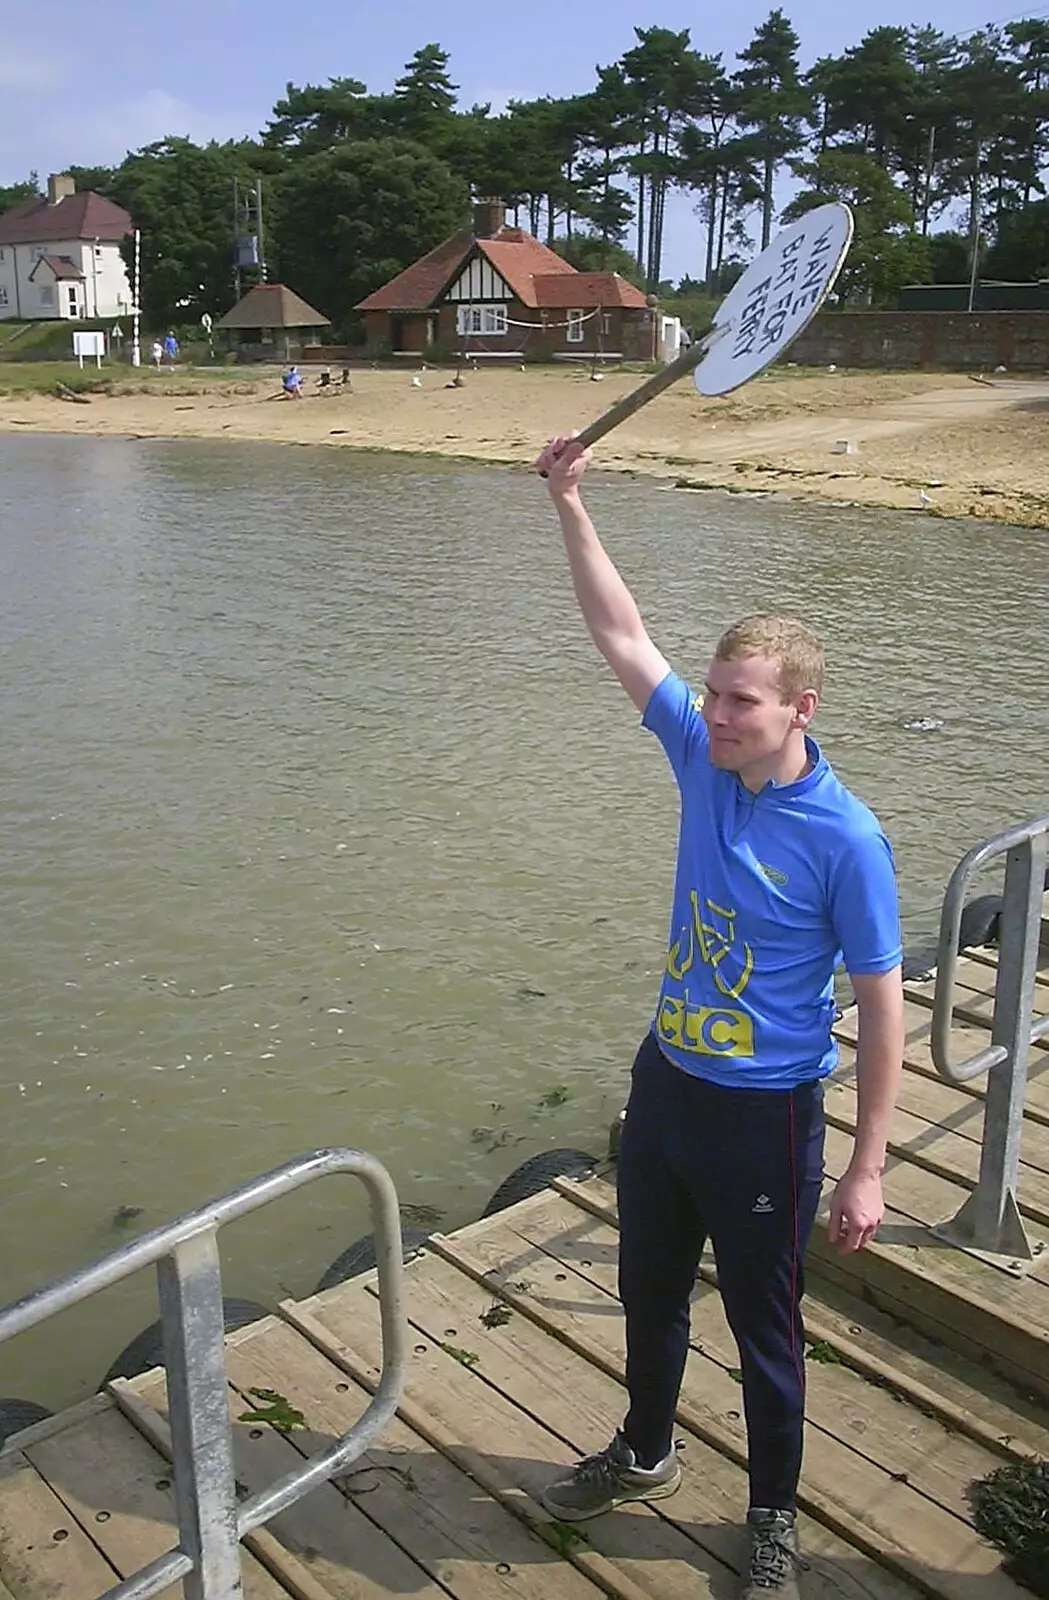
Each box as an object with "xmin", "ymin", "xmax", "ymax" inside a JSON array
[
  {"xmin": 441, "ymin": 1208, "xmax": 1024, "ymax": 1597},
  {"xmin": 0, "ymin": 1449, "xmax": 119, "ymax": 1600},
  {"xmin": 904, "ymin": 986, "xmax": 1049, "ymax": 1054},
  {"xmin": 127, "ymin": 1325, "xmax": 456, "ymax": 1600},
  {"xmin": 0, "ymin": 1396, "xmax": 112, "ymax": 1462},
  {"xmin": 824, "ymin": 1075, "xmax": 1049, "ymax": 1226},
  {"xmin": 284, "ymin": 1280, "xmax": 732, "ymax": 1600},
  {"xmin": 963, "ymin": 948, "xmax": 1049, "ymax": 989},
  {"xmin": 112, "ymin": 1382, "xmax": 342, "ymax": 1600},
  {"xmin": 333, "ymin": 1251, "xmax": 931, "ymax": 1600},
  {"xmin": 829, "ymin": 1052, "xmax": 1049, "ymax": 1179},
  {"xmin": 225, "ymin": 1315, "xmax": 607, "ymax": 1600},
  {"xmin": 815, "ymin": 1124, "xmax": 1049, "ymax": 1391},
  {"xmin": 806, "ymin": 1182, "xmax": 1049, "ymax": 1400},
  {"xmin": 834, "ymin": 1001, "xmax": 1049, "ymax": 1124},
  {"xmin": 822, "ymin": 1123, "xmax": 1049, "ymax": 1289},
  {"xmin": 498, "ymin": 1190, "xmax": 1018, "ymax": 1523},
  {"xmin": 27, "ymin": 1399, "xmax": 289, "ymax": 1599},
  {"xmin": 557, "ymin": 1174, "xmax": 1049, "ymax": 1463},
  {"xmin": 905, "ymin": 949, "xmax": 1049, "ymax": 1010}
]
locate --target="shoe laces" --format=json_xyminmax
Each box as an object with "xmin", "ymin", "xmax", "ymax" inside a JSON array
[
  {"xmin": 571, "ymin": 1436, "xmax": 630, "ymax": 1490},
  {"xmin": 748, "ymin": 1513, "xmax": 807, "ymax": 1588}
]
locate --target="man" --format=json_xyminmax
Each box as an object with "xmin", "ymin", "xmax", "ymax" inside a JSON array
[{"xmin": 535, "ymin": 433, "xmax": 904, "ymax": 1599}]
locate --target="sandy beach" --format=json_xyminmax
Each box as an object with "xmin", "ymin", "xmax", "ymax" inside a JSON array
[{"xmin": 4, "ymin": 364, "xmax": 1049, "ymax": 527}]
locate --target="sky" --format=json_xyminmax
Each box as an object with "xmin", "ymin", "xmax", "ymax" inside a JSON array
[{"xmin": 2, "ymin": 0, "xmax": 1041, "ymax": 281}]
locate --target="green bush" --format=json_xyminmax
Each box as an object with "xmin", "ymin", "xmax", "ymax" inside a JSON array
[{"xmin": 967, "ymin": 1458, "xmax": 1049, "ymax": 1596}]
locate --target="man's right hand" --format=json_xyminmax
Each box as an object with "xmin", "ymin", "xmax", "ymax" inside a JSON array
[{"xmin": 535, "ymin": 432, "xmax": 591, "ymax": 495}]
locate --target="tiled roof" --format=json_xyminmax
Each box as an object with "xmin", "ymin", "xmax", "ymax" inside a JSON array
[
  {"xmin": 356, "ymin": 230, "xmax": 474, "ymax": 312},
  {"xmin": 355, "ymin": 225, "xmax": 578, "ymax": 313},
  {"xmin": 532, "ymin": 272, "xmax": 649, "ymax": 309},
  {"xmin": 29, "ymin": 254, "xmax": 85, "ymax": 281},
  {"xmin": 476, "ymin": 237, "xmax": 575, "ymax": 307},
  {"xmin": 0, "ymin": 191, "xmax": 132, "ymax": 245},
  {"xmin": 216, "ymin": 283, "xmax": 331, "ymax": 329}
]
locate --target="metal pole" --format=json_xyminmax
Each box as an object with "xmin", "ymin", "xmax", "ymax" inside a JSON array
[
  {"xmin": 965, "ymin": 836, "xmax": 1046, "ymax": 1255},
  {"xmin": 931, "ymin": 817, "xmax": 1049, "ymax": 1267},
  {"xmin": 233, "ymin": 179, "xmax": 241, "ymax": 304},
  {"xmin": 967, "ymin": 224, "xmax": 980, "ymax": 313},
  {"xmin": 255, "ymin": 179, "xmax": 266, "ymax": 284},
  {"xmin": 158, "ymin": 1231, "xmax": 243, "ymax": 1600},
  {"xmin": 131, "ymin": 230, "xmax": 141, "ymax": 367},
  {"xmin": 967, "ymin": 142, "xmax": 982, "ymax": 313}
]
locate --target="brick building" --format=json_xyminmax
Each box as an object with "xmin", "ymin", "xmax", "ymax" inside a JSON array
[{"xmin": 356, "ymin": 201, "xmax": 655, "ymax": 360}]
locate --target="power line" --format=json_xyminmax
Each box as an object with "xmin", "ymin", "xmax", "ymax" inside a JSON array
[{"xmin": 955, "ymin": 3, "xmax": 1049, "ymax": 40}]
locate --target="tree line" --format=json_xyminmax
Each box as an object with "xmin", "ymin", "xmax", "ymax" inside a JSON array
[{"xmin": 5, "ymin": 14, "xmax": 1049, "ymax": 331}]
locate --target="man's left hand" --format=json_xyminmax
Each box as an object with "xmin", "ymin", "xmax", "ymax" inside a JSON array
[{"xmin": 827, "ymin": 1167, "xmax": 884, "ymax": 1254}]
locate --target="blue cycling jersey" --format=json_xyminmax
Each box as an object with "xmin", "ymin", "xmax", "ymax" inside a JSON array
[{"xmin": 642, "ymin": 670, "xmax": 902, "ymax": 1089}]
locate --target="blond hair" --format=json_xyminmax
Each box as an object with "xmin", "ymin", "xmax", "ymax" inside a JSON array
[{"xmin": 715, "ymin": 614, "xmax": 825, "ymax": 702}]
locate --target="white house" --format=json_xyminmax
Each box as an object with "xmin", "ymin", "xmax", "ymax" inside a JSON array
[{"xmin": 0, "ymin": 174, "xmax": 133, "ymax": 322}]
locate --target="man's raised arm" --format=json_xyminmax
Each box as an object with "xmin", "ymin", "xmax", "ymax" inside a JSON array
[{"xmin": 536, "ymin": 434, "xmax": 669, "ymax": 713}]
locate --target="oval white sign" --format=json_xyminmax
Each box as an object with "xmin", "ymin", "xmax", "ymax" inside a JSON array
[{"xmin": 695, "ymin": 203, "xmax": 853, "ymax": 397}]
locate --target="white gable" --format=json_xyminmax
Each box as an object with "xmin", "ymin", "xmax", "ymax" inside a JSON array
[{"xmin": 445, "ymin": 255, "xmax": 513, "ymax": 302}]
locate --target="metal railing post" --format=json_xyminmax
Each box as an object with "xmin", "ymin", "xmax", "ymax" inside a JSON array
[
  {"xmin": 0, "ymin": 1148, "xmax": 408, "ymax": 1600},
  {"xmin": 158, "ymin": 1231, "xmax": 243, "ymax": 1600},
  {"xmin": 931, "ymin": 818, "xmax": 1048, "ymax": 1271}
]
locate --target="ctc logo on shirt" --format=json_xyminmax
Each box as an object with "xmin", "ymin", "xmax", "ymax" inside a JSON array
[{"xmin": 656, "ymin": 995, "xmax": 755, "ymax": 1058}]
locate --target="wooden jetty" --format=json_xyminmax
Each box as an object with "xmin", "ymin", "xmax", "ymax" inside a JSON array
[{"xmin": 0, "ymin": 937, "xmax": 1047, "ymax": 1600}]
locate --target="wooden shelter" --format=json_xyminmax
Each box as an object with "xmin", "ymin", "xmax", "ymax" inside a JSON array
[{"xmin": 216, "ymin": 283, "xmax": 330, "ymax": 361}]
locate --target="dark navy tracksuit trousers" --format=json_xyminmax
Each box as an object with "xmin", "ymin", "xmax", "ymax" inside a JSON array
[{"xmin": 617, "ymin": 1032, "xmax": 825, "ymax": 1512}]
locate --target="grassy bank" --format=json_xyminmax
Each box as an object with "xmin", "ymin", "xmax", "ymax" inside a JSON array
[{"xmin": 0, "ymin": 362, "xmax": 274, "ymax": 398}]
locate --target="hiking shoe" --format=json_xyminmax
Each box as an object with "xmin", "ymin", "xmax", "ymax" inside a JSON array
[
  {"xmin": 741, "ymin": 1508, "xmax": 807, "ymax": 1596},
  {"xmin": 540, "ymin": 1430, "xmax": 681, "ymax": 1522}
]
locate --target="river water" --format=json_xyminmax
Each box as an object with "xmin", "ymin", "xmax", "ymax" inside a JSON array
[{"xmin": 1, "ymin": 432, "xmax": 1047, "ymax": 1409}]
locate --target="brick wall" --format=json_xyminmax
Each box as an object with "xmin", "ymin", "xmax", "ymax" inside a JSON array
[{"xmin": 786, "ymin": 310, "xmax": 1049, "ymax": 371}]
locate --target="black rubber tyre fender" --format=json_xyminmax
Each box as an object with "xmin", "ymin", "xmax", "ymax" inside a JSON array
[
  {"xmin": 959, "ymin": 894, "xmax": 1003, "ymax": 952},
  {"xmin": 902, "ymin": 948, "xmax": 936, "ymax": 983},
  {"xmin": 99, "ymin": 1297, "xmax": 268, "ymax": 1388},
  {"xmin": 0, "ymin": 1398, "xmax": 52, "ymax": 1447},
  {"xmin": 481, "ymin": 1148, "xmax": 596, "ymax": 1219},
  {"xmin": 315, "ymin": 1227, "xmax": 431, "ymax": 1294}
]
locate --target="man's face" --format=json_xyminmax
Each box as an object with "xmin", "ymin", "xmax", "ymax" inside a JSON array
[{"xmin": 701, "ymin": 652, "xmax": 813, "ymax": 782}]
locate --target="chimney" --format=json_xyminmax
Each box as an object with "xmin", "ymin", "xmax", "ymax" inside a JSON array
[
  {"xmin": 47, "ymin": 174, "xmax": 76, "ymax": 206},
  {"xmin": 472, "ymin": 197, "xmax": 506, "ymax": 239}
]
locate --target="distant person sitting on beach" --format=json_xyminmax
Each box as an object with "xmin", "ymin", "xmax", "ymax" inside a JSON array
[{"xmin": 282, "ymin": 365, "xmax": 303, "ymax": 399}]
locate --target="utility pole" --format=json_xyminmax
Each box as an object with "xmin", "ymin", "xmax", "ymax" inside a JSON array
[
  {"xmin": 131, "ymin": 229, "xmax": 141, "ymax": 367},
  {"xmin": 233, "ymin": 178, "xmax": 242, "ymax": 303},
  {"xmin": 255, "ymin": 178, "xmax": 267, "ymax": 282},
  {"xmin": 968, "ymin": 140, "xmax": 982, "ymax": 314},
  {"xmin": 921, "ymin": 125, "xmax": 936, "ymax": 238}
]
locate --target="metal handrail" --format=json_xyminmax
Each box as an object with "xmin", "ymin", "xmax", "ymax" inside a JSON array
[
  {"xmin": 930, "ymin": 816, "xmax": 1048, "ymax": 1268},
  {"xmin": 0, "ymin": 1147, "xmax": 407, "ymax": 1600}
]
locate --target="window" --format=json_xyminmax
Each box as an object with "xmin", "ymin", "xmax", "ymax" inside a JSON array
[
  {"xmin": 0, "ymin": 248, "xmax": 5, "ymax": 262},
  {"xmin": 31, "ymin": 246, "xmax": 44, "ymax": 262},
  {"xmin": 566, "ymin": 309, "xmax": 585, "ymax": 343},
  {"xmin": 0, "ymin": 286, "xmax": 8, "ymax": 307},
  {"xmin": 456, "ymin": 304, "xmax": 508, "ymax": 336},
  {"xmin": 39, "ymin": 284, "xmax": 54, "ymax": 306},
  {"xmin": 95, "ymin": 246, "xmax": 104, "ymax": 259},
  {"xmin": 601, "ymin": 314, "xmax": 612, "ymax": 336},
  {"xmin": 66, "ymin": 285, "xmax": 80, "ymax": 317}
]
